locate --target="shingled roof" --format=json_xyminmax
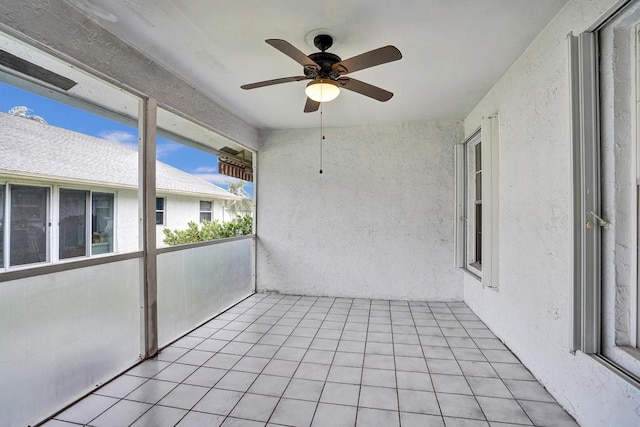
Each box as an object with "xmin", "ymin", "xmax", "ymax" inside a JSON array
[{"xmin": 0, "ymin": 112, "xmax": 241, "ymax": 200}]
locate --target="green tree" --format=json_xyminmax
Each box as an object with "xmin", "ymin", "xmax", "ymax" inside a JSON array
[{"xmin": 226, "ymin": 181, "xmax": 254, "ymax": 217}]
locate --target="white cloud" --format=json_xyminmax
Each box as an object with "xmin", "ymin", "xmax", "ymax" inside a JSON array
[
  {"xmin": 99, "ymin": 132, "xmax": 181, "ymax": 160},
  {"xmin": 100, "ymin": 130, "xmax": 138, "ymax": 150},
  {"xmin": 194, "ymin": 166, "xmax": 218, "ymax": 174},
  {"xmin": 156, "ymin": 141, "xmax": 181, "ymax": 158},
  {"xmin": 194, "ymin": 173, "xmax": 243, "ymax": 186}
]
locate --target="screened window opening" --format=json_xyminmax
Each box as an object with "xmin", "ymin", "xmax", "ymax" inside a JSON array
[
  {"xmin": 154, "ymin": 106, "xmax": 254, "ymax": 248},
  {"xmin": 200, "ymin": 200, "xmax": 212, "ymax": 222}
]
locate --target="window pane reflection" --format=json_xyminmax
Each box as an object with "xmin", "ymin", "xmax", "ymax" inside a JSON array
[
  {"xmin": 91, "ymin": 193, "xmax": 114, "ymax": 254},
  {"xmin": 59, "ymin": 189, "xmax": 88, "ymax": 259}
]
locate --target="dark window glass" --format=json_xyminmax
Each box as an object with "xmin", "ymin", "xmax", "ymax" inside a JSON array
[
  {"xmin": 59, "ymin": 189, "xmax": 88, "ymax": 259},
  {"xmin": 10, "ymin": 185, "xmax": 48, "ymax": 266},
  {"xmin": 200, "ymin": 200, "xmax": 212, "ymax": 222},
  {"xmin": 0, "ymin": 185, "xmax": 4, "ymax": 268},
  {"xmin": 156, "ymin": 197, "xmax": 165, "ymax": 225}
]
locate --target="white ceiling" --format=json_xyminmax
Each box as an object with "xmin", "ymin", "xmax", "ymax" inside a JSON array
[{"xmin": 65, "ymin": 0, "xmax": 568, "ymax": 130}]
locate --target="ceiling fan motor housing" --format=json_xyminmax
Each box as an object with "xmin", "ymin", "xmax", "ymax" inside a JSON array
[{"xmin": 306, "ymin": 51, "xmax": 342, "ymax": 79}]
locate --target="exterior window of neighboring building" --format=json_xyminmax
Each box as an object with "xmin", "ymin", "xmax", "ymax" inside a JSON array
[
  {"xmin": 59, "ymin": 189, "xmax": 88, "ymax": 259},
  {"xmin": 92, "ymin": 193, "xmax": 114, "ymax": 254},
  {"xmin": 0, "ymin": 184, "xmax": 4, "ymax": 269},
  {"xmin": 9, "ymin": 184, "xmax": 49, "ymax": 266},
  {"xmin": 156, "ymin": 197, "xmax": 165, "ymax": 225},
  {"xmin": 200, "ymin": 200, "xmax": 212, "ymax": 222}
]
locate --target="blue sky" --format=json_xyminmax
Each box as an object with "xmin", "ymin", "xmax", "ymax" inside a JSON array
[{"xmin": 0, "ymin": 82, "xmax": 253, "ymax": 197}]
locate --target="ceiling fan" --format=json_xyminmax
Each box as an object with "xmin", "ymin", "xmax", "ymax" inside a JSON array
[{"xmin": 241, "ymin": 34, "xmax": 402, "ymax": 113}]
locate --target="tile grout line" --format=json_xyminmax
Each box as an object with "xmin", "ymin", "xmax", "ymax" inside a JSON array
[
  {"xmin": 453, "ymin": 301, "xmax": 537, "ymax": 427},
  {"xmin": 409, "ymin": 301, "xmax": 443, "ymax": 426},
  {"xmin": 150, "ymin": 292, "xmax": 274, "ymax": 426},
  {"xmin": 263, "ymin": 294, "xmax": 338, "ymax": 426},
  {"xmin": 148, "ymin": 291, "xmax": 282, "ymax": 426},
  {"xmin": 306, "ymin": 296, "xmax": 354, "ymax": 427},
  {"xmin": 229, "ymin": 293, "xmax": 315, "ymax": 425}
]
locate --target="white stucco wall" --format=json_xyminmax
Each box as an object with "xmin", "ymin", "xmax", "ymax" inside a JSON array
[
  {"xmin": 114, "ymin": 189, "xmax": 139, "ymax": 253},
  {"xmin": 257, "ymin": 121, "xmax": 464, "ymax": 300},
  {"xmin": 463, "ymin": 0, "xmax": 640, "ymax": 426}
]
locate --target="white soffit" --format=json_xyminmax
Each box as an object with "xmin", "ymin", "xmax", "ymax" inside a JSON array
[{"xmin": 65, "ymin": 0, "xmax": 569, "ymax": 129}]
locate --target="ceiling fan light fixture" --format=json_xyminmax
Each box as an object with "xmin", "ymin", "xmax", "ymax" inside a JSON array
[{"xmin": 305, "ymin": 79, "xmax": 340, "ymax": 103}]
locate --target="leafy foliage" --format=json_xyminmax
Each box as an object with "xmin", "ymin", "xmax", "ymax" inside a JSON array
[
  {"xmin": 162, "ymin": 214, "xmax": 253, "ymax": 245},
  {"xmin": 226, "ymin": 181, "xmax": 254, "ymax": 216}
]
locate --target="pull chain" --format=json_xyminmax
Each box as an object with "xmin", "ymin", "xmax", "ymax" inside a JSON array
[{"xmin": 319, "ymin": 101, "xmax": 324, "ymax": 174}]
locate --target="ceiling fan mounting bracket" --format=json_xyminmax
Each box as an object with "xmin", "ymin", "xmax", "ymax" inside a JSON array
[{"xmin": 313, "ymin": 34, "xmax": 333, "ymax": 52}]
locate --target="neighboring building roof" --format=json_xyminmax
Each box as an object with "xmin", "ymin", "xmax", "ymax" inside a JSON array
[{"xmin": 0, "ymin": 112, "xmax": 241, "ymax": 200}]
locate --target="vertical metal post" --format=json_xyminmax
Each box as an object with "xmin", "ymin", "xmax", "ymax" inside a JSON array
[
  {"xmin": 251, "ymin": 151, "xmax": 258, "ymax": 293},
  {"xmin": 579, "ymin": 32, "xmax": 601, "ymax": 354},
  {"xmin": 568, "ymin": 33, "xmax": 583, "ymax": 352},
  {"xmin": 454, "ymin": 143, "xmax": 465, "ymax": 268},
  {"xmin": 139, "ymin": 98, "xmax": 158, "ymax": 358},
  {"xmin": 569, "ymin": 32, "xmax": 601, "ymax": 354}
]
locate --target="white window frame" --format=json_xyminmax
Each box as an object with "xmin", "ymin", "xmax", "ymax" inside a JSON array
[
  {"xmin": 0, "ymin": 182, "xmax": 5, "ymax": 270},
  {"xmin": 0, "ymin": 184, "xmax": 119, "ymax": 270},
  {"xmin": 455, "ymin": 117, "xmax": 500, "ymax": 288},
  {"xmin": 155, "ymin": 197, "xmax": 165, "ymax": 225},
  {"xmin": 199, "ymin": 200, "xmax": 212, "ymax": 222},
  {"xmin": 90, "ymin": 191, "xmax": 116, "ymax": 256}
]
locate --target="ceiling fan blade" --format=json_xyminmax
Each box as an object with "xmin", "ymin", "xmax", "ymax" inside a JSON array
[
  {"xmin": 241, "ymin": 76, "xmax": 307, "ymax": 90},
  {"xmin": 333, "ymin": 45, "xmax": 402, "ymax": 75},
  {"xmin": 338, "ymin": 77, "xmax": 393, "ymax": 102},
  {"xmin": 266, "ymin": 39, "xmax": 320, "ymax": 71},
  {"xmin": 304, "ymin": 97, "xmax": 320, "ymax": 113}
]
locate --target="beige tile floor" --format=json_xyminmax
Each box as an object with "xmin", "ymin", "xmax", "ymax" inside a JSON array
[{"xmin": 44, "ymin": 293, "xmax": 579, "ymax": 427}]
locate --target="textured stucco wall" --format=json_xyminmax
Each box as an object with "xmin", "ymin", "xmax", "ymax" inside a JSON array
[
  {"xmin": 463, "ymin": 0, "xmax": 640, "ymax": 426},
  {"xmin": 257, "ymin": 121, "xmax": 464, "ymax": 300},
  {"xmin": 0, "ymin": 0, "xmax": 258, "ymax": 150}
]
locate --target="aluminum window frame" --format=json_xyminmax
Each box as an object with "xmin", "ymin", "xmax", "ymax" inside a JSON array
[
  {"xmin": 570, "ymin": 0, "xmax": 640, "ymax": 387},
  {"xmin": 455, "ymin": 117, "xmax": 500, "ymax": 289},
  {"xmin": 455, "ymin": 129, "xmax": 482, "ymax": 280}
]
